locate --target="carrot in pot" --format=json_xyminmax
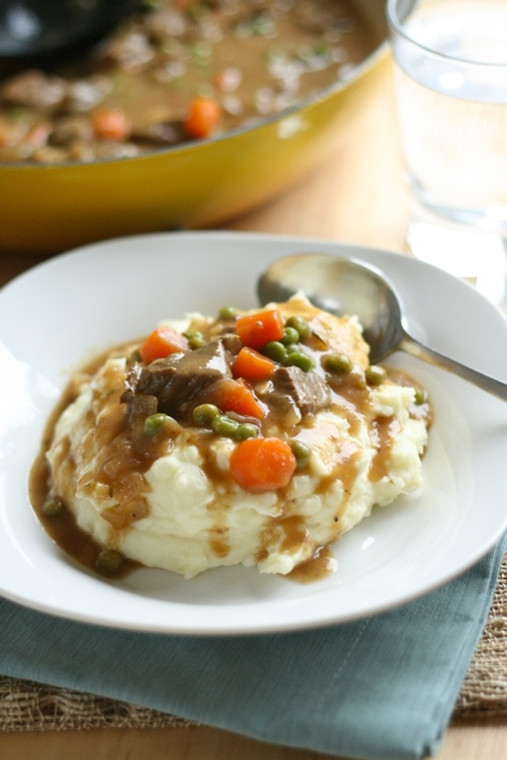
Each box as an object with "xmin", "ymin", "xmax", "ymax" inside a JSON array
[
  {"xmin": 235, "ymin": 309, "xmax": 284, "ymax": 350},
  {"xmin": 232, "ymin": 346, "xmax": 275, "ymax": 381},
  {"xmin": 229, "ymin": 437, "xmax": 297, "ymax": 493},
  {"xmin": 140, "ymin": 326, "xmax": 189, "ymax": 364},
  {"xmin": 91, "ymin": 108, "xmax": 131, "ymax": 141},
  {"xmin": 183, "ymin": 97, "xmax": 222, "ymax": 139}
]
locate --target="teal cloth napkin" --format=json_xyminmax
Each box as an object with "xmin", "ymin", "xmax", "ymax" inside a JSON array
[{"xmin": 1, "ymin": 534, "xmax": 505, "ymax": 760}]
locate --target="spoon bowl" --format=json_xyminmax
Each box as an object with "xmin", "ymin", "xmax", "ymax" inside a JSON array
[{"xmin": 258, "ymin": 252, "xmax": 507, "ymax": 401}]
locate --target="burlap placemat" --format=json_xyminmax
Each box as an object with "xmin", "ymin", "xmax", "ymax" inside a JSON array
[
  {"xmin": 453, "ymin": 551, "xmax": 507, "ymax": 719},
  {"xmin": 1, "ymin": 555, "xmax": 505, "ymax": 732}
]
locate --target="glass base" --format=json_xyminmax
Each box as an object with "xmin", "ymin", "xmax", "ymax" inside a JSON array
[{"xmin": 406, "ymin": 217, "xmax": 507, "ymax": 309}]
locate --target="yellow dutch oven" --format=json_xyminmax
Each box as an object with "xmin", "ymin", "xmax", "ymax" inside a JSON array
[{"xmin": 0, "ymin": 0, "xmax": 388, "ymax": 255}]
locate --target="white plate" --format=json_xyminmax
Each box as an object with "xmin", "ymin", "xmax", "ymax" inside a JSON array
[{"xmin": 1, "ymin": 231, "xmax": 506, "ymax": 635}]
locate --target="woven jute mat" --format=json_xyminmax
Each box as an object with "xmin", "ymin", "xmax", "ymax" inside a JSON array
[{"xmin": 1, "ymin": 555, "xmax": 506, "ymax": 732}]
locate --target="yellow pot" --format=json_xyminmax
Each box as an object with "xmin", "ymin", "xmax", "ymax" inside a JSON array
[{"xmin": 0, "ymin": 0, "xmax": 388, "ymax": 255}]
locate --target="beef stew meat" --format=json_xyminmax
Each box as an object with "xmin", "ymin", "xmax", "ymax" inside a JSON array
[
  {"xmin": 125, "ymin": 337, "xmax": 236, "ymax": 418},
  {"xmin": 266, "ymin": 364, "xmax": 332, "ymax": 416}
]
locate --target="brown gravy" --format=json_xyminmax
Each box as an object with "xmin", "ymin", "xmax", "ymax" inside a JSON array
[
  {"xmin": 29, "ymin": 369, "xmax": 141, "ymax": 579},
  {"xmin": 30, "ymin": 453, "xmax": 138, "ymax": 579},
  {"xmin": 288, "ymin": 545, "xmax": 337, "ymax": 584}
]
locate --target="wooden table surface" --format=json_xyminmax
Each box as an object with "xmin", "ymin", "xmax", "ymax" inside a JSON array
[{"xmin": 1, "ymin": 62, "xmax": 506, "ymax": 760}]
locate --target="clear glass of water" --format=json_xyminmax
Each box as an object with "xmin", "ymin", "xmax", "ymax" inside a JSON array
[{"xmin": 386, "ymin": 0, "xmax": 507, "ymax": 305}]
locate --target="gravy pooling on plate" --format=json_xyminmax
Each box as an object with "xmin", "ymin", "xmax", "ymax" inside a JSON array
[
  {"xmin": 31, "ymin": 294, "xmax": 431, "ymax": 582},
  {"xmin": 0, "ymin": 0, "xmax": 378, "ymax": 164}
]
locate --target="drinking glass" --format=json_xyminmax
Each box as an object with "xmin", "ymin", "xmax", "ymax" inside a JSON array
[{"xmin": 386, "ymin": 0, "xmax": 507, "ymax": 305}]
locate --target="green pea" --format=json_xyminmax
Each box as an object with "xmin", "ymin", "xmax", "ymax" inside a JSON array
[
  {"xmin": 365, "ymin": 365, "xmax": 387, "ymax": 386},
  {"xmin": 144, "ymin": 413, "xmax": 170, "ymax": 435},
  {"xmin": 322, "ymin": 352, "xmax": 352, "ymax": 373},
  {"xmin": 234, "ymin": 422, "xmax": 260, "ymax": 441},
  {"xmin": 263, "ymin": 340, "xmax": 287, "ymax": 363},
  {"xmin": 192, "ymin": 403, "xmax": 220, "ymax": 427},
  {"xmin": 96, "ymin": 548, "xmax": 123, "ymax": 576},
  {"xmin": 285, "ymin": 315, "xmax": 310, "ymax": 341},
  {"xmin": 235, "ymin": 423, "xmax": 259, "ymax": 440},
  {"xmin": 290, "ymin": 440, "xmax": 311, "ymax": 469},
  {"xmin": 184, "ymin": 329, "xmax": 207, "ymax": 349},
  {"xmin": 218, "ymin": 306, "xmax": 237, "ymax": 321},
  {"xmin": 281, "ymin": 326, "xmax": 299, "ymax": 346},
  {"xmin": 285, "ymin": 350, "xmax": 315, "ymax": 372},
  {"xmin": 42, "ymin": 495, "xmax": 65, "ymax": 517},
  {"xmin": 211, "ymin": 414, "xmax": 239, "ymax": 437},
  {"xmin": 414, "ymin": 387, "xmax": 427, "ymax": 405}
]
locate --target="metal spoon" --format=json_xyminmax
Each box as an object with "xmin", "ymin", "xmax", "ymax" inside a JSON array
[
  {"xmin": 257, "ymin": 252, "xmax": 507, "ymax": 401},
  {"xmin": 0, "ymin": 0, "xmax": 140, "ymax": 62}
]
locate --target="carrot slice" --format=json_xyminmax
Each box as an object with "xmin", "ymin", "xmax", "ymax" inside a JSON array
[
  {"xmin": 229, "ymin": 437, "xmax": 297, "ymax": 493},
  {"xmin": 91, "ymin": 108, "xmax": 131, "ymax": 141},
  {"xmin": 183, "ymin": 97, "xmax": 222, "ymax": 139},
  {"xmin": 140, "ymin": 326, "xmax": 189, "ymax": 364},
  {"xmin": 214, "ymin": 378, "xmax": 264, "ymax": 419},
  {"xmin": 232, "ymin": 346, "xmax": 275, "ymax": 381},
  {"xmin": 235, "ymin": 309, "xmax": 284, "ymax": 350}
]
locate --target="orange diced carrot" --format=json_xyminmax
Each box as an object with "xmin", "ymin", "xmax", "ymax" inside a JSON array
[
  {"xmin": 232, "ymin": 346, "xmax": 275, "ymax": 381},
  {"xmin": 91, "ymin": 108, "xmax": 130, "ymax": 141},
  {"xmin": 140, "ymin": 326, "xmax": 189, "ymax": 364},
  {"xmin": 235, "ymin": 309, "xmax": 284, "ymax": 350},
  {"xmin": 183, "ymin": 97, "xmax": 222, "ymax": 139},
  {"xmin": 229, "ymin": 437, "xmax": 297, "ymax": 492},
  {"xmin": 214, "ymin": 378, "xmax": 265, "ymax": 419}
]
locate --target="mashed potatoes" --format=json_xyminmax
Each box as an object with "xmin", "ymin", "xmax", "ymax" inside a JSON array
[{"xmin": 41, "ymin": 295, "xmax": 430, "ymax": 580}]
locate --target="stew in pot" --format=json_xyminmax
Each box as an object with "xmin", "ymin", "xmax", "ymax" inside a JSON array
[{"xmin": 0, "ymin": 0, "xmax": 377, "ymax": 164}]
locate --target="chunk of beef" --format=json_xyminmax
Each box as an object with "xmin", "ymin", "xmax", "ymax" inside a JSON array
[
  {"xmin": 49, "ymin": 115, "xmax": 94, "ymax": 146},
  {"xmin": 217, "ymin": 331, "xmax": 242, "ymax": 355},
  {"xmin": 102, "ymin": 29, "xmax": 154, "ymax": 68},
  {"xmin": 123, "ymin": 338, "xmax": 234, "ymax": 418},
  {"xmin": 131, "ymin": 120, "xmax": 187, "ymax": 146},
  {"xmin": 1, "ymin": 70, "xmax": 67, "ymax": 110},
  {"xmin": 263, "ymin": 365, "xmax": 332, "ymax": 417}
]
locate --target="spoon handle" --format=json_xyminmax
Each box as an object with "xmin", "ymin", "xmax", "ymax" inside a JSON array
[{"xmin": 399, "ymin": 336, "xmax": 507, "ymax": 402}]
